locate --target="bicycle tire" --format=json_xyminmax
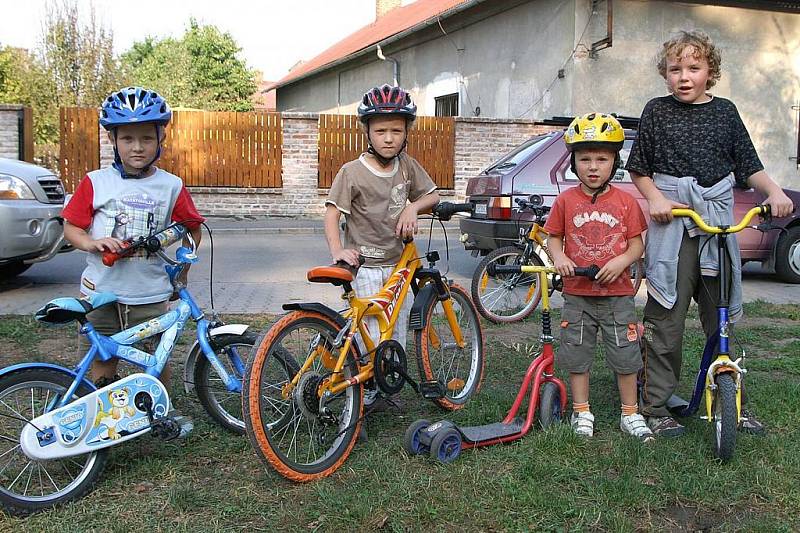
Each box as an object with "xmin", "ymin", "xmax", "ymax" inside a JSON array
[
  {"xmin": 415, "ymin": 283, "xmax": 484, "ymax": 410},
  {"xmin": 471, "ymin": 246, "xmax": 544, "ymax": 324},
  {"xmin": 243, "ymin": 311, "xmax": 362, "ymax": 482},
  {"xmin": 194, "ymin": 332, "xmax": 257, "ymax": 435},
  {"xmin": 0, "ymin": 368, "xmax": 108, "ymax": 516},
  {"xmin": 537, "ymin": 381, "xmax": 563, "ymax": 429},
  {"xmin": 712, "ymin": 373, "xmax": 737, "ymax": 461}
]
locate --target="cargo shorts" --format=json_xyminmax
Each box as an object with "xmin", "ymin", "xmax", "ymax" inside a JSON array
[{"xmin": 558, "ymin": 294, "xmax": 642, "ymax": 375}]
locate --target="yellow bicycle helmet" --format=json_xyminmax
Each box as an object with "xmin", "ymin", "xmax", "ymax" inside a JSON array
[{"xmin": 564, "ymin": 113, "xmax": 625, "ymax": 202}]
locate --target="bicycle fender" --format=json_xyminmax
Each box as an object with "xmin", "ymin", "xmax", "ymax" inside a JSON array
[
  {"xmin": 281, "ymin": 303, "xmax": 348, "ymax": 328},
  {"xmin": 183, "ymin": 324, "xmax": 250, "ymax": 394},
  {"xmin": 409, "ymin": 283, "xmax": 438, "ymax": 331},
  {"xmin": 0, "ymin": 363, "xmax": 96, "ymax": 392}
]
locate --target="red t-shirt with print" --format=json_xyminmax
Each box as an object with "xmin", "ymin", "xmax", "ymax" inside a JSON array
[{"xmin": 543, "ymin": 185, "xmax": 646, "ymax": 296}]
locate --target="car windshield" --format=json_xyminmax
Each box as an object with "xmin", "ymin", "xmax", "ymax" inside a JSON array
[{"xmin": 483, "ymin": 134, "xmax": 552, "ymax": 174}]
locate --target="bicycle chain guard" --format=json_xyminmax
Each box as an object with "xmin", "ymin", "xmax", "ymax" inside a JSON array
[{"xmin": 374, "ymin": 340, "xmax": 408, "ymax": 395}]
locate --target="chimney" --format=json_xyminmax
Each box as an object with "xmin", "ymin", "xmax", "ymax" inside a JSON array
[{"xmin": 376, "ymin": 0, "xmax": 401, "ymax": 19}]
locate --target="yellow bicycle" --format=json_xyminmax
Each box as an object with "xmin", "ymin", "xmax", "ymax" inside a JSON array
[{"xmin": 243, "ymin": 202, "xmax": 484, "ymax": 481}]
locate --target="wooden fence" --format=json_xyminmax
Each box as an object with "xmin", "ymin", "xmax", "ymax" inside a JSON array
[
  {"xmin": 60, "ymin": 107, "xmax": 99, "ymax": 193},
  {"xmin": 160, "ymin": 110, "xmax": 282, "ymax": 188},
  {"xmin": 59, "ymin": 108, "xmax": 282, "ymax": 192},
  {"xmin": 318, "ymin": 115, "xmax": 455, "ymax": 189}
]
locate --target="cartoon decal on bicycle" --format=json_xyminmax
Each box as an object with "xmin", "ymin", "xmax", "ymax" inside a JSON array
[
  {"xmin": 243, "ymin": 202, "xmax": 485, "ymax": 481},
  {"xmin": 0, "ymin": 224, "xmax": 255, "ymax": 515}
]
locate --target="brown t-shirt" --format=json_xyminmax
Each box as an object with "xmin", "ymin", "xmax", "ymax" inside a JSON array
[{"xmin": 326, "ymin": 153, "xmax": 437, "ymax": 266}]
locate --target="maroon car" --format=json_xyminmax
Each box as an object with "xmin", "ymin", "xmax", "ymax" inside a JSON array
[{"xmin": 459, "ymin": 127, "xmax": 800, "ymax": 283}]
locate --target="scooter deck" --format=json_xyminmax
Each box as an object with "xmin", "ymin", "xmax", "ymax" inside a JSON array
[{"xmin": 458, "ymin": 417, "xmax": 525, "ymax": 443}]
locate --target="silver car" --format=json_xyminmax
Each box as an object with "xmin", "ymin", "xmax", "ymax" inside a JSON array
[{"xmin": 0, "ymin": 158, "xmax": 71, "ymax": 279}]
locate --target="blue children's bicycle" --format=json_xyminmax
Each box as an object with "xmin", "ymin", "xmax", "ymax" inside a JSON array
[{"xmin": 0, "ymin": 224, "xmax": 254, "ymax": 515}]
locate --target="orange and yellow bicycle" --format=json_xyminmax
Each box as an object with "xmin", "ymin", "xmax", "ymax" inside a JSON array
[{"xmin": 243, "ymin": 202, "xmax": 484, "ymax": 481}]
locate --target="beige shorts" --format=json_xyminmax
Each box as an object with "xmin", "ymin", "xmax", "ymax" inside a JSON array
[
  {"xmin": 79, "ymin": 301, "xmax": 170, "ymax": 353},
  {"xmin": 558, "ymin": 294, "xmax": 641, "ymax": 375}
]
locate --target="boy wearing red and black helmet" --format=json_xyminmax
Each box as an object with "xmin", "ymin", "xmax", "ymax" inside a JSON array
[{"xmin": 324, "ymin": 84, "xmax": 439, "ymax": 416}]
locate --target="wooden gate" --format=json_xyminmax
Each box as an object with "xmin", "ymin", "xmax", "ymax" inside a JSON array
[
  {"xmin": 60, "ymin": 107, "xmax": 100, "ymax": 193},
  {"xmin": 318, "ymin": 115, "xmax": 455, "ymax": 189}
]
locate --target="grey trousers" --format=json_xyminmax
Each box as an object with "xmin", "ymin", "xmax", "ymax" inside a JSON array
[{"xmin": 640, "ymin": 230, "xmax": 732, "ymax": 418}]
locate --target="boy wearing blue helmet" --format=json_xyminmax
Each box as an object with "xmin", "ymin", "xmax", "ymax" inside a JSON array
[{"xmin": 62, "ymin": 88, "xmax": 204, "ymax": 433}]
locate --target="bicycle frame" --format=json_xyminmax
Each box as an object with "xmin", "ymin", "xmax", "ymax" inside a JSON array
[
  {"xmin": 290, "ymin": 239, "xmax": 464, "ymax": 398},
  {"xmin": 55, "ymin": 267, "xmax": 244, "ymax": 411},
  {"xmin": 671, "ymin": 206, "xmax": 767, "ymax": 424}
]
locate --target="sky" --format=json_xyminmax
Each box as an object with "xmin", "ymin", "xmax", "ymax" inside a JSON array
[{"xmin": 0, "ymin": 0, "xmax": 406, "ymax": 81}]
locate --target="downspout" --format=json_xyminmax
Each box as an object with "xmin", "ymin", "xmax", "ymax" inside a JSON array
[{"xmin": 377, "ymin": 44, "xmax": 399, "ymax": 85}]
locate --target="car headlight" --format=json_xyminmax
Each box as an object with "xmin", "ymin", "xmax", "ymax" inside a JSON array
[{"xmin": 0, "ymin": 174, "xmax": 37, "ymax": 200}]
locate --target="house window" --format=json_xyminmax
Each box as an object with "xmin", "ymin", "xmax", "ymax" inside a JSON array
[{"xmin": 435, "ymin": 93, "xmax": 459, "ymax": 117}]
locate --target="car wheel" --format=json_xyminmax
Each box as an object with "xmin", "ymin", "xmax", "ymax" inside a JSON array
[
  {"xmin": 775, "ymin": 226, "xmax": 800, "ymax": 284},
  {"xmin": 0, "ymin": 261, "xmax": 31, "ymax": 280}
]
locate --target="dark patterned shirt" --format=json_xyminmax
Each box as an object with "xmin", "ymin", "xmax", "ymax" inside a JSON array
[{"xmin": 626, "ymin": 95, "xmax": 763, "ymax": 188}]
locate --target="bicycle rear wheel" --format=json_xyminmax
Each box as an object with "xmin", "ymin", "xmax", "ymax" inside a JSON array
[
  {"xmin": 711, "ymin": 373, "xmax": 737, "ymax": 461},
  {"xmin": 471, "ymin": 246, "xmax": 544, "ymax": 323},
  {"xmin": 415, "ymin": 283, "xmax": 484, "ymax": 410},
  {"xmin": 0, "ymin": 369, "xmax": 107, "ymax": 516},
  {"xmin": 243, "ymin": 311, "xmax": 362, "ymax": 482}
]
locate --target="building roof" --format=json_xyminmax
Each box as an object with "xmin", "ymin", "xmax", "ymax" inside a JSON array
[{"xmin": 273, "ymin": 0, "xmax": 475, "ymax": 89}]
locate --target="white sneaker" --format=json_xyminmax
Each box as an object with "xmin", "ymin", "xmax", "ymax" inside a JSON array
[
  {"xmin": 620, "ymin": 413, "xmax": 655, "ymax": 443},
  {"xmin": 363, "ymin": 386, "xmax": 379, "ymax": 407},
  {"xmin": 570, "ymin": 411, "xmax": 594, "ymax": 437}
]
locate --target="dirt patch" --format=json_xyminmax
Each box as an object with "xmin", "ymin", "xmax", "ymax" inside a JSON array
[{"xmin": 650, "ymin": 504, "xmax": 746, "ymax": 531}]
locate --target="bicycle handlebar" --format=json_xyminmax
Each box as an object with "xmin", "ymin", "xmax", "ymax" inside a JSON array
[
  {"xmin": 670, "ymin": 205, "xmax": 769, "ymax": 234},
  {"xmin": 102, "ymin": 224, "xmax": 188, "ymax": 267},
  {"xmin": 489, "ymin": 263, "xmax": 600, "ymax": 280}
]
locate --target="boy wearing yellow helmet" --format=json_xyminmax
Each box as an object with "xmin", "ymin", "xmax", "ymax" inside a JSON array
[{"xmin": 543, "ymin": 113, "xmax": 652, "ymax": 441}]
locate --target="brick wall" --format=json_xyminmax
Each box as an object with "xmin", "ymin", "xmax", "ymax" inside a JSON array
[
  {"xmin": 90, "ymin": 112, "xmax": 562, "ymax": 217},
  {"xmin": 0, "ymin": 105, "xmax": 22, "ymax": 159}
]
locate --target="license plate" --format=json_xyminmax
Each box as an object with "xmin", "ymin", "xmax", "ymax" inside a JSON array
[{"xmin": 474, "ymin": 203, "xmax": 487, "ymax": 215}]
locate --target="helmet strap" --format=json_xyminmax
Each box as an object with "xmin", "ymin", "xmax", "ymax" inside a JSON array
[{"xmin": 111, "ymin": 125, "xmax": 163, "ymax": 179}]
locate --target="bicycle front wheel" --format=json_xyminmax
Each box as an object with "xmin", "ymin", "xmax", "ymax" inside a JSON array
[
  {"xmin": 243, "ymin": 311, "xmax": 362, "ymax": 482},
  {"xmin": 0, "ymin": 369, "xmax": 107, "ymax": 516},
  {"xmin": 471, "ymin": 246, "xmax": 544, "ymax": 323},
  {"xmin": 712, "ymin": 373, "xmax": 737, "ymax": 461},
  {"xmin": 416, "ymin": 283, "xmax": 484, "ymax": 410},
  {"xmin": 194, "ymin": 332, "xmax": 257, "ymax": 435}
]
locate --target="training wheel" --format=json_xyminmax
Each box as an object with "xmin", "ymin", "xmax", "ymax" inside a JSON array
[{"xmin": 403, "ymin": 419, "xmax": 432, "ymax": 456}]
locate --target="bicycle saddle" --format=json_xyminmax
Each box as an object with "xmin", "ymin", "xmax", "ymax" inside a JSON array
[
  {"xmin": 35, "ymin": 292, "xmax": 119, "ymax": 325},
  {"xmin": 307, "ymin": 264, "xmax": 356, "ymax": 286}
]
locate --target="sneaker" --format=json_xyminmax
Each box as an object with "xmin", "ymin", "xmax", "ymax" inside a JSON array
[
  {"xmin": 363, "ymin": 387, "xmax": 379, "ymax": 407},
  {"xmin": 646, "ymin": 416, "xmax": 685, "ymax": 438},
  {"xmin": 620, "ymin": 413, "xmax": 655, "ymax": 443},
  {"xmin": 570, "ymin": 411, "xmax": 594, "ymax": 437},
  {"xmin": 739, "ymin": 409, "xmax": 766, "ymax": 436},
  {"xmin": 167, "ymin": 409, "xmax": 194, "ymax": 439}
]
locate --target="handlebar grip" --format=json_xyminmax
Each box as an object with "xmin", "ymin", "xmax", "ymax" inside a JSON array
[
  {"xmin": 487, "ymin": 264, "xmax": 518, "ymax": 276},
  {"xmin": 434, "ymin": 202, "xmax": 474, "ymax": 221},
  {"xmin": 573, "ymin": 265, "xmax": 600, "ymax": 280},
  {"xmin": 101, "ymin": 240, "xmax": 137, "ymax": 267},
  {"xmin": 757, "ymin": 204, "xmax": 771, "ymax": 216}
]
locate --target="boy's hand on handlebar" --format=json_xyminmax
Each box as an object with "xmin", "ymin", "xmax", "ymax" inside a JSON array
[
  {"xmin": 88, "ymin": 237, "xmax": 125, "ymax": 253},
  {"xmin": 595, "ymin": 256, "xmax": 628, "ymax": 285},
  {"xmin": 332, "ymin": 248, "xmax": 361, "ymax": 268},
  {"xmin": 650, "ymin": 196, "xmax": 688, "ymax": 224},
  {"xmin": 763, "ymin": 190, "xmax": 794, "ymax": 218},
  {"xmin": 553, "ymin": 256, "xmax": 577, "ymax": 278},
  {"xmin": 395, "ymin": 205, "xmax": 419, "ymax": 238}
]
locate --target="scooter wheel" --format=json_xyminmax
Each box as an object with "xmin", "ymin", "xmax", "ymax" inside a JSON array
[
  {"xmin": 403, "ymin": 419, "xmax": 431, "ymax": 456},
  {"xmin": 430, "ymin": 427, "xmax": 462, "ymax": 463}
]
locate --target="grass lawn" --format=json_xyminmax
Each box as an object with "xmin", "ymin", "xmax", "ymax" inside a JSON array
[{"xmin": 0, "ymin": 302, "xmax": 798, "ymax": 531}]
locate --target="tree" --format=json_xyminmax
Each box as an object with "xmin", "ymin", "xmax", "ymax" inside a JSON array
[{"xmin": 122, "ymin": 19, "xmax": 257, "ymax": 112}]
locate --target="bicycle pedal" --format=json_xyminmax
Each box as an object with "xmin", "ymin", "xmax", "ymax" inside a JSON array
[
  {"xmin": 419, "ymin": 380, "xmax": 446, "ymax": 400},
  {"xmin": 150, "ymin": 414, "xmax": 193, "ymax": 441}
]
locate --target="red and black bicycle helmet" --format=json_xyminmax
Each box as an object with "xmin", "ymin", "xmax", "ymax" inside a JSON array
[{"xmin": 357, "ymin": 84, "xmax": 417, "ymax": 123}]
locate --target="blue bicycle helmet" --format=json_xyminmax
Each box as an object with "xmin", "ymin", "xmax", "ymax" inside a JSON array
[{"xmin": 100, "ymin": 87, "xmax": 172, "ymax": 131}]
